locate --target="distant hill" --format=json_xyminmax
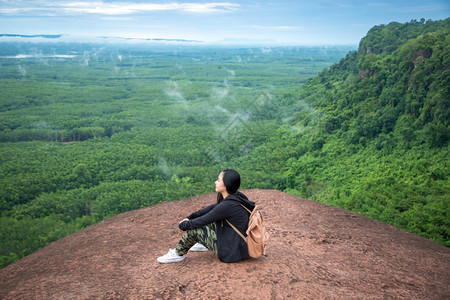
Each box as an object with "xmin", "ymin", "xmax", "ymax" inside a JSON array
[
  {"xmin": 0, "ymin": 34, "xmax": 63, "ymax": 39},
  {"xmin": 0, "ymin": 190, "xmax": 448, "ymax": 299},
  {"xmin": 0, "ymin": 33, "xmax": 202, "ymax": 43}
]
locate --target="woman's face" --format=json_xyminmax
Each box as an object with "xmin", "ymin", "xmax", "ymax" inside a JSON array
[{"xmin": 215, "ymin": 172, "xmax": 227, "ymax": 194}]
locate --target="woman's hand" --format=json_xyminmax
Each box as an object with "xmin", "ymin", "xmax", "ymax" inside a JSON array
[
  {"xmin": 179, "ymin": 218, "xmax": 189, "ymax": 224},
  {"xmin": 178, "ymin": 218, "xmax": 190, "ymax": 231}
]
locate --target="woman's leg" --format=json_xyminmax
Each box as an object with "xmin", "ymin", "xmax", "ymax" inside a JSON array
[{"xmin": 175, "ymin": 223, "xmax": 218, "ymax": 256}]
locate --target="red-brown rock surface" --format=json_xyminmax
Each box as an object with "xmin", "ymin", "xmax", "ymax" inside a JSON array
[{"xmin": 1, "ymin": 189, "xmax": 449, "ymax": 299}]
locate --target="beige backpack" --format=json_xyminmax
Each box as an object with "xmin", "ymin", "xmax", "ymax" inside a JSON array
[{"xmin": 226, "ymin": 203, "xmax": 269, "ymax": 258}]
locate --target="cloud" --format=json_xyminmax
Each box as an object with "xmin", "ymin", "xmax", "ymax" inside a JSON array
[
  {"xmin": 100, "ymin": 16, "xmax": 133, "ymax": 21},
  {"xmin": 251, "ymin": 25, "xmax": 303, "ymax": 31},
  {"xmin": 0, "ymin": 1, "xmax": 241, "ymax": 16}
]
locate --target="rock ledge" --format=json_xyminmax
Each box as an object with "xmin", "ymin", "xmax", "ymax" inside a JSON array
[{"xmin": 1, "ymin": 189, "xmax": 449, "ymax": 299}]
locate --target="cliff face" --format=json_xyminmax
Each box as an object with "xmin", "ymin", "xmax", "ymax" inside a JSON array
[{"xmin": 1, "ymin": 189, "xmax": 449, "ymax": 299}]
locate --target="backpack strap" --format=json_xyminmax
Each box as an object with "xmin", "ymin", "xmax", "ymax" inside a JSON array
[
  {"xmin": 238, "ymin": 202, "xmax": 253, "ymax": 214},
  {"xmin": 225, "ymin": 202, "xmax": 253, "ymax": 240},
  {"xmin": 225, "ymin": 219, "xmax": 246, "ymax": 240}
]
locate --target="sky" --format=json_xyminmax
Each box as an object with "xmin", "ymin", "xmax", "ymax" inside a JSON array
[{"xmin": 0, "ymin": 0, "xmax": 449, "ymax": 45}]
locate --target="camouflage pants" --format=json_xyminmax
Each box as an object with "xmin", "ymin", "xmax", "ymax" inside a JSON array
[{"xmin": 175, "ymin": 223, "xmax": 218, "ymax": 256}]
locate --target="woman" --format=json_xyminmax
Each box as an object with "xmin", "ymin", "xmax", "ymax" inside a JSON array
[{"xmin": 157, "ymin": 169, "xmax": 255, "ymax": 263}]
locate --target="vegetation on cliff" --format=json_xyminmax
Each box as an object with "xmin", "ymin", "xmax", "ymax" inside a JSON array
[{"xmin": 278, "ymin": 18, "xmax": 449, "ymax": 247}]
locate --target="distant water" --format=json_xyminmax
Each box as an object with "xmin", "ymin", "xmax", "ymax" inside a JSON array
[{"xmin": 0, "ymin": 54, "xmax": 77, "ymax": 58}]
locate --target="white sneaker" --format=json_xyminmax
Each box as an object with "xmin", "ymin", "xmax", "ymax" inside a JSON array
[
  {"xmin": 157, "ymin": 249, "xmax": 185, "ymax": 263},
  {"xmin": 190, "ymin": 242, "xmax": 209, "ymax": 252}
]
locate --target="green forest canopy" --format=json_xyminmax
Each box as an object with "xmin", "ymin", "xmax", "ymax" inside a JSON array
[{"xmin": 0, "ymin": 18, "xmax": 448, "ymax": 269}]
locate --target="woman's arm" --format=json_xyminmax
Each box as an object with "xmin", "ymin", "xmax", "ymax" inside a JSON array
[
  {"xmin": 186, "ymin": 203, "xmax": 216, "ymax": 220},
  {"xmin": 179, "ymin": 201, "xmax": 232, "ymax": 231}
]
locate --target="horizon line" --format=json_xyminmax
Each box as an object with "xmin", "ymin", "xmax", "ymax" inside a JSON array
[{"xmin": 0, "ymin": 33, "xmax": 359, "ymax": 47}]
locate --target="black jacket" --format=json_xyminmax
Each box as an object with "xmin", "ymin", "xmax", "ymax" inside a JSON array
[{"xmin": 178, "ymin": 191, "xmax": 255, "ymax": 262}]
